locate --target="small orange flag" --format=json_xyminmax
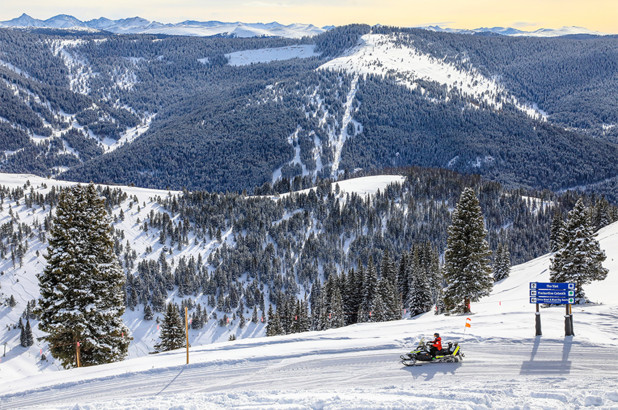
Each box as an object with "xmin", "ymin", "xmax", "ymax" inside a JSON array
[{"xmin": 465, "ymin": 323, "xmax": 471, "ymax": 328}]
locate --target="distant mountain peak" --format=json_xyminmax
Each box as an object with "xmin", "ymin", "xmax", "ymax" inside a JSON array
[
  {"xmin": 0, "ymin": 13, "xmax": 327, "ymax": 38},
  {"xmin": 424, "ymin": 25, "xmax": 607, "ymax": 37}
]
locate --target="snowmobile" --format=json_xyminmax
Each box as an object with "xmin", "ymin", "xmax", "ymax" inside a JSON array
[{"xmin": 400, "ymin": 337, "xmax": 464, "ymax": 366}]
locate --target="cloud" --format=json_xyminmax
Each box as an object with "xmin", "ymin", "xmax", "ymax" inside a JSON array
[{"xmin": 511, "ymin": 21, "xmax": 537, "ymax": 28}]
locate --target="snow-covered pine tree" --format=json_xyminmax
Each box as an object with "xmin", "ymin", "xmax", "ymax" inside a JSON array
[
  {"xmin": 309, "ymin": 282, "xmax": 322, "ymax": 330},
  {"xmin": 370, "ymin": 283, "xmax": 387, "ymax": 322},
  {"xmin": 550, "ymin": 210, "xmax": 566, "ymax": 252},
  {"xmin": 406, "ymin": 248, "xmax": 432, "ymax": 316},
  {"xmin": 251, "ymin": 306, "xmax": 259, "ymax": 324},
  {"xmin": 23, "ymin": 319, "xmax": 34, "ymax": 347},
  {"xmin": 359, "ymin": 257, "xmax": 378, "ymax": 322},
  {"xmin": 37, "ymin": 184, "xmax": 130, "ymax": 368},
  {"xmin": 266, "ymin": 304, "xmax": 283, "ymax": 336},
  {"xmin": 591, "ymin": 197, "xmax": 612, "ymax": 231},
  {"xmin": 493, "ymin": 243, "xmax": 511, "ymax": 282},
  {"xmin": 20, "ymin": 318, "xmax": 27, "ymax": 347},
  {"xmin": 550, "ymin": 199, "xmax": 608, "ymax": 302},
  {"xmin": 155, "ymin": 303, "xmax": 185, "ymax": 352},
  {"xmin": 397, "ymin": 252, "xmax": 409, "ymax": 307},
  {"xmin": 328, "ymin": 285, "xmax": 345, "ymax": 328},
  {"xmin": 299, "ymin": 299, "xmax": 311, "ymax": 332},
  {"xmin": 443, "ymin": 188, "xmax": 493, "ymax": 313},
  {"xmin": 144, "ymin": 305, "xmax": 154, "ymax": 321},
  {"xmin": 380, "ymin": 251, "xmax": 401, "ymax": 320}
]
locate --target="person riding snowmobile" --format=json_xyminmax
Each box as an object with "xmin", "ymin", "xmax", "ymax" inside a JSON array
[{"xmin": 430, "ymin": 333, "xmax": 442, "ymax": 357}]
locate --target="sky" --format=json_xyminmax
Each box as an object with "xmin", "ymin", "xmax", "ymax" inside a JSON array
[{"xmin": 0, "ymin": 0, "xmax": 616, "ymax": 32}]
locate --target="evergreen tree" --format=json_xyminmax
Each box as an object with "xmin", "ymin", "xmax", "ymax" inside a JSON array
[
  {"xmin": 407, "ymin": 248, "xmax": 432, "ymax": 316},
  {"xmin": 251, "ymin": 306, "xmax": 259, "ymax": 324},
  {"xmin": 370, "ymin": 284, "xmax": 387, "ymax": 322},
  {"xmin": 22, "ymin": 319, "xmax": 34, "ymax": 347},
  {"xmin": 397, "ymin": 252, "xmax": 409, "ymax": 307},
  {"xmin": 328, "ymin": 285, "xmax": 345, "ymax": 328},
  {"xmin": 154, "ymin": 303, "xmax": 185, "ymax": 352},
  {"xmin": 550, "ymin": 210, "xmax": 565, "ymax": 252},
  {"xmin": 592, "ymin": 197, "xmax": 612, "ymax": 231},
  {"xmin": 37, "ymin": 184, "xmax": 130, "ymax": 368},
  {"xmin": 20, "ymin": 319, "xmax": 27, "ymax": 347},
  {"xmin": 550, "ymin": 199, "xmax": 608, "ymax": 302},
  {"xmin": 266, "ymin": 304, "xmax": 282, "ymax": 336},
  {"xmin": 443, "ymin": 188, "xmax": 493, "ymax": 313},
  {"xmin": 144, "ymin": 305, "xmax": 154, "ymax": 321},
  {"xmin": 493, "ymin": 243, "xmax": 511, "ymax": 282},
  {"xmin": 359, "ymin": 257, "xmax": 378, "ymax": 322}
]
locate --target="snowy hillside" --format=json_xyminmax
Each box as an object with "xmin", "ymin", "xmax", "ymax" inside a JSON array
[
  {"xmin": 1, "ymin": 212, "xmax": 616, "ymax": 407},
  {"xmin": 0, "ymin": 173, "xmax": 409, "ymax": 380},
  {"xmin": 224, "ymin": 45, "xmax": 320, "ymax": 66},
  {"xmin": 319, "ymin": 33, "xmax": 545, "ymax": 119}
]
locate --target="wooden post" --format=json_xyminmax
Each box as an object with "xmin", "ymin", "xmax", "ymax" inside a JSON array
[
  {"xmin": 185, "ymin": 306, "xmax": 189, "ymax": 365},
  {"xmin": 535, "ymin": 303, "xmax": 542, "ymax": 336},
  {"xmin": 565, "ymin": 303, "xmax": 574, "ymax": 336},
  {"xmin": 76, "ymin": 341, "xmax": 81, "ymax": 368}
]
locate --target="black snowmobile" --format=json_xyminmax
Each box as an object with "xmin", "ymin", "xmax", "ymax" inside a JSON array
[{"xmin": 400, "ymin": 337, "xmax": 464, "ymax": 366}]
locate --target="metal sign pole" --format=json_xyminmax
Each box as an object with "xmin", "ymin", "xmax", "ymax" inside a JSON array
[
  {"xmin": 565, "ymin": 303, "xmax": 574, "ymax": 336},
  {"xmin": 185, "ymin": 306, "xmax": 189, "ymax": 365},
  {"xmin": 535, "ymin": 303, "xmax": 542, "ymax": 336}
]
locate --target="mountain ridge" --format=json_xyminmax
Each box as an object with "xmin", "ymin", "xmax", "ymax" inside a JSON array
[
  {"xmin": 0, "ymin": 13, "xmax": 327, "ymax": 38},
  {"xmin": 1, "ymin": 14, "xmax": 611, "ymax": 38}
]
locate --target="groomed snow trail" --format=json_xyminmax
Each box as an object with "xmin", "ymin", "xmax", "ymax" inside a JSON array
[{"xmin": 1, "ymin": 336, "xmax": 617, "ymax": 408}]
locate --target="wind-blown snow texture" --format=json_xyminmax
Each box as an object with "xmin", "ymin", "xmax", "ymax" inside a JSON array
[{"xmin": 0, "ymin": 173, "xmax": 616, "ymax": 408}]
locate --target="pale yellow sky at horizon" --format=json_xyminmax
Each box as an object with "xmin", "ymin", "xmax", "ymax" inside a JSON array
[{"xmin": 1, "ymin": 0, "xmax": 616, "ymax": 33}]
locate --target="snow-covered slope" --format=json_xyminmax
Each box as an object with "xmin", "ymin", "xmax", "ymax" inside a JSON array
[
  {"xmin": 0, "ymin": 173, "xmax": 405, "ymax": 381},
  {"xmin": 1, "ymin": 220, "xmax": 617, "ymax": 407},
  {"xmin": 0, "ymin": 170, "xmax": 616, "ymax": 407},
  {"xmin": 224, "ymin": 45, "xmax": 319, "ymax": 66},
  {"xmin": 0, "ymin": 14, "xmax": 327, "ymax": 38},
  {"xmin": 319, "ymin": 33, "xmax": 545, "ymax": 119}
]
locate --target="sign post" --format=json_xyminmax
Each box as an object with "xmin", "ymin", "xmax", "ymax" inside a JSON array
[
  {"xmin": 185, "ymin": 306, "xmax": 189, "ymax": 365},
  {"xmin": 530, "ymin": 282, "xmax": 575, "ymax": 337}
]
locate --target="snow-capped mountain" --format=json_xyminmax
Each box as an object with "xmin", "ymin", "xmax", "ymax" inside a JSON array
[
  {"xmin": 0, "ymin": 13, "xmax": 327, "ymax": 38},
  {"xmin": 424, "ymin": 25, "xmax": 608, "ymax": 37}
]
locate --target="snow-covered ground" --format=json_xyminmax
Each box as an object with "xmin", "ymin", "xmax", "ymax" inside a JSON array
[
  {"xmin": 0, "ymin": 169, "xmax": 616, "ymax": 407},
  {"xmin": 224, "ymin": 45, "xmax": 319, "ymax": 66}
]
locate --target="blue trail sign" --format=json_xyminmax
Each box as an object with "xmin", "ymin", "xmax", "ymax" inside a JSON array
[{"xmin": 529, "ymin": 282, "xmax": 575, "ymax": 304}]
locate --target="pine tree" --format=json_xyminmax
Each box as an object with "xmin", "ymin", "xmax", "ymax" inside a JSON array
[
  {"xmin": 21, "ymin": 319, "xmax": 34, "ymax": 347},
  {"xmin": 144, "ymin": 305, "xmax": 154, "ymax": 321},
  {"xmin": 550, "ymin": 199, "xmax": 608, "ymax": 302},
  {"xmin": 37, "ymin": 184, "xmax": 130, "ymax": 368},
  {"xmin": 359, "ymin": 257, "xmax": 378, "ymax": 321},
  {"xmin": 370, "ymin": 284, "xmax": 387, "ymax": 322},
  {"xmin": 493, "ymin": 243, "xmax": 511, "ymax": 282},
  {"xmin": 380, "ymin": 251, "xmax": 401, "ymax": 320},
  {"xmin": 251, "ymin": 306, "xmax": 259, "ymax": 323},
  {"xmin": 20, "ymin": 319, "xmax": 27, "ymax": 347},
  {"xmin": 155, "ymin": 303, "xmax": 185, "ymax": 352},
  {"xmin": 328, "ymin": 286, "xmax": 345, "ymax": 328},
  {"xmin": 592, "ymin": 197, "xmax": 612, "ymax": 231},
  {"xmin": 550, "ymin": 210, "xmax": 565, "ymax": 252},
  {"xmin": 407, "ymin": 248, "xmax": 432, "ymax": 316},
  {"xmin": 443, "ymin": 188, "xmax": 493, "ymax": 313}
]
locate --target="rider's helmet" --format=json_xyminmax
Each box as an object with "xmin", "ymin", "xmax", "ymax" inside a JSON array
[{"xmin": 434, "ymin": 333, "xmax": 440, "ymax": 338}]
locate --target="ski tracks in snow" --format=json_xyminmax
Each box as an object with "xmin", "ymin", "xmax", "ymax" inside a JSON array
[{"xmin": 331, "ymin": 75, "xmax": 359, "ymax": 178}]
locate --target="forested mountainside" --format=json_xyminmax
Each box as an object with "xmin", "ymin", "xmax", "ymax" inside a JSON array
[
  {"xmin": 0, "ymin": 26, "xmax": 617, "ymax": 199},
  {"xmin": 1, "ymin": 169, "xmax": 616, "ymax": 348}
]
